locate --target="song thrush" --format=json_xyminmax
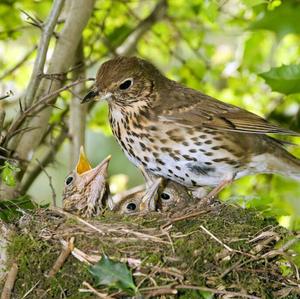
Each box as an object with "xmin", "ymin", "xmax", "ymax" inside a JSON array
[
  {"xmin": 108, "ymin": 179, "xmax": 192, "ymax": 214},
  {"xmin": 62, "ymin": 146, "xmax": 110, "ymax": 217},
  {"xmin": 82, "ymin": 56, "xmax": 300, "ymax": 199}
]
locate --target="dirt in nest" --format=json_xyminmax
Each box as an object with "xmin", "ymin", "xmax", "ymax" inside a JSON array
[{"xmin": 2, "ymin": 202, "xmax": 300, "ymax": 298}]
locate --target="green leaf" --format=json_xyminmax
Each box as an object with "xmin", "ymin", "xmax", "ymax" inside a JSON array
[
  {"xmin": 259, "ymin": 64, "xmax": 300, "ymax": 94},
  {"xmin": 250, "ymin": 1, "xmax": 300, "ymax": 38},
  {"xmin": 89, "ymin": 255, "xmax": 137, "ymax": 295},
  {"xmin": 0, "ymin": 161, "xmax": 20, "ymax": 186},
  {"xmin": 0, "ymin": 195, "xmax": 40, "ymax": 222}
]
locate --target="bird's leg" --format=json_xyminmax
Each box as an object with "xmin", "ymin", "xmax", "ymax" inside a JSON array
[{"xmin": 198, "ymin": 178, "xmax": 234, "ymax": 206}]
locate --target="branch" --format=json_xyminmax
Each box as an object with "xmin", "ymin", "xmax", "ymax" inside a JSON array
[
  {"xmin": 2, "ymin": 78, "xmax": 91, "ymax": 146},
  {"xmin": 116, "ymin": 0, "xmax": 168, "ymax": 56},
  {"xmin": 69, "ymin": 39, "xmax": 87, "ymax": 170},
  {"xmin": 23, "ymin": 0, "xmax": 65, "ymax": 107},
  {"xmin": 0, "ymin": 0, "xmax": 95, "ymax": 200}
]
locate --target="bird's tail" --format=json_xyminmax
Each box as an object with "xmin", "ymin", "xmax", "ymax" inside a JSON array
[{"xmin": 268, "ymin": 146, "xmax": 300, "ymax": 181}]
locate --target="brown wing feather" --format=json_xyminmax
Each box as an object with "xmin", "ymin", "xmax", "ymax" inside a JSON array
[{"xmin": 156, "ymin": 83, "xmax": 299, "ymax": 136}]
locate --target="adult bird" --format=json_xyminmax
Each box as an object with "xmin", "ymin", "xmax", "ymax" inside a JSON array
[{"xmin": 82, "ymin": 56, "xmax": 300, "ymax": 200}]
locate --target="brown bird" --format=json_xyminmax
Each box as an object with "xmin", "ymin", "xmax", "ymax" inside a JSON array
[
  {"xmin": 82, "ymin": 56, "xmax": 300, "ymax": 200},
  {"xmin": 62, "ymin": 146, "xmax": 110, "ymax": 217},
  {"xmin": 108, "ymin": 179, "xmax": 192, "ymax": 214}
]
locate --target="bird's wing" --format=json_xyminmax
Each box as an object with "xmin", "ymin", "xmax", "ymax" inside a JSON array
[{"xmin": 157, "ymin": 86, "xmax": 299, "ymax": 135}]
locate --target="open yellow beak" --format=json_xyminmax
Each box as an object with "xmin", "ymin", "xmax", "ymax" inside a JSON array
[{"xmin": 76, "ymin": 146, "xmax": 92, "ymax": 175}]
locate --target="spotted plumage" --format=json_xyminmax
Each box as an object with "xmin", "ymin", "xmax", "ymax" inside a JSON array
[{"xmin": 82, "ymin": 56, "xmax": 300, "ymax": 198}]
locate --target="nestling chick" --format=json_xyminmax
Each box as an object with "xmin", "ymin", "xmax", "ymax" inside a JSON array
[
  {"xmin": 108, "ymin": 179, "xmax": 192, "ymax": 215},
  {"xmin": 62, "ymin": 147, "xmax": 110, "ymax": 217}
]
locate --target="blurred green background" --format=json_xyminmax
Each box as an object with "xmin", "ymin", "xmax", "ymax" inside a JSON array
[{"xmin": 1, "ymin": 0, "xmax": 300, "ymax": 229}]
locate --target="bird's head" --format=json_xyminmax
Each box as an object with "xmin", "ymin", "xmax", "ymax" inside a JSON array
[
  {"xmin": 82, "ymin": 56, "xmax": 165, "ymax": 106},
  {"xmin": 62, "ymin": 146, "xmax": 111, "ymax": 217}
]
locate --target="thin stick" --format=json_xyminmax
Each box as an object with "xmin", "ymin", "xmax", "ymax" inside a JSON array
[
  {"xmin": 60, "ymin": 239, "xmax": 99, "ymax": 265},
  {"xmin": 200, "ymin": 225, "xmax": 233, "ymax": 252},
  {"xmin": 21, "ymin": 280, "xmax": 40, "ymax": 299},
  {"xmin": 144, "ymin": 288, "xmax": 177, "ymax": 298},
  {"xmin": 52, "ymin": 208, "xmax": 105, "ymax": 235},
  {"xmin": 175, "ymin": 285, "xmax": 261, "ymax": 299},
  {"xmin": 52, "ymin": 208, "xmax": 167, "ymax": 244},
  {"xmin": 48, "ymin": 237, "xmax": 74, "ymax": 278},
  {"xmin": 79, "ymin": 281, "xmax": 115, "ymax": 299},
  {"xmin": 161, "ymin": 208, "xmax": 212, "ymax": 230},
  {"xmin": 0, "ymin": 46, "xmax": 37, "ymax": 80},
  {"xmin": 3, "ymin": 78, "xmax": 92, "ymax": 147},
  {"xmin": 1, "ymin": 263, "xmax": 18, "ymax": 299},
  {"xmin": 36, "ymin": 159, "xmax": 56, "ymax": 207}
]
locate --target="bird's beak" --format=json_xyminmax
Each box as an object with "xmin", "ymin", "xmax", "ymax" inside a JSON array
[
  {"xmin": 76, "ymin": 146, "xmax": 92, "ymax": 175},
  {"xmin": 82, "ymin": 85, "xmax": 112, "ymax": 104},
  {"xmin": 84, "ymin": 155, "xmax": 111, "ymax": 186},
  {"xmin": 139, "ymin": 178, "xmax": 163, "ymax": 212},
  {"xmin": 81, "ymin": 85, "xmax": 99, "ymax": 103}
]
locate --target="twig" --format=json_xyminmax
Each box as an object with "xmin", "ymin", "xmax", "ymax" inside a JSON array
[
  {"xmin": 36, "ymin": 158, "xmax": 57, "ymax": 207},
  {"xmin": 3, "ymin": 78, "xmax": 91, "ymax": 146},
  {"xmin": 79, "ymin": 281, "xmax": 115, "ymax": 299},
  {"xmin": 200, "ymin": 225, "xmax": 233, "ymax": 252},
  {"xmin": 144, "ymin": 287, "xmax": 177, "ymax": 298},
  {"xmin": 175, "ymin": 284, "xmax": 261, "ymax": 299},
  {"xmin": 0, "ymin": 46, "xmax": 37, "ymax": 80},
  {"xmin": 21, "ymin": 280, "xmax": 40, "ymax": 299},
  {"xmin": 60, "ymin": 239, "xmax": 99, "ymax": 265},
  {"xmin": 0, "ymin": 110, "xmax": 5, "ymax": 134},
  {"xmin": 1, "ymin": 263, "xmax": 18, "ymax": 299},
  {"xmin": 116, "ymin": 0, "xmax": 167, "ymax": 56},
  {"xmin": 23, "ymin": 0, "xmax": 65, "ymax": 107},
  {"xmin": 51, "ymin": 208, "xmax": 105, "ymax": 235},
  {"xmin": 52, "ymin": 208, "xmax": 168, "ymax": 244},
  {"xmin": 47, "ymin": 237, "xmax": 74, "ymax": 278},
  {"xmin": 161, "ymin": 208, "xmax": 213, "ymax": 230},
  {"xmin": 21, "ymin": 127, "xmax": 67, "ymax": 193}
]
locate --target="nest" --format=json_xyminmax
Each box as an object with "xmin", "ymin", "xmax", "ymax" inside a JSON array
[{"xmin": 3, "ymin": 202, "xmax": 300, "ymax": 298}]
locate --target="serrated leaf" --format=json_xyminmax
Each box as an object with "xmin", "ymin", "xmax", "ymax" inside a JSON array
[
  {"xmin": 89, "ymin": 255, "xmax": 137, "ymax": 295},
  {"xmin": 259, "ymin": 64, "xmax": 300, "ymax": 94},
  {"xmin": 250, "ymin": 2, "xmax": 300, "ymax": 38}
]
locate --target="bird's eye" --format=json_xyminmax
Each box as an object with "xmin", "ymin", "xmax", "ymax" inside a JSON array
[
  {"xmin": 65, "ymin": 176, "xmax": 74, "ymax": 186},
  {"xmin": 126, "ymin": 202, "xmax": 137, "ymax": 211},
  {"xmin": 161, "ymin": 192, "xmax": 170, "ymax": 200},
  {"xmin": 119, "ymin": 79, "xmax": 133, "ymax": 90}
]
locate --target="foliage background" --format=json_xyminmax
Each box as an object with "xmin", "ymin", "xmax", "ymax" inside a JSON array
[{"xmin": 1, "ymin": 0, "xmax": 300, "ymax": 229}]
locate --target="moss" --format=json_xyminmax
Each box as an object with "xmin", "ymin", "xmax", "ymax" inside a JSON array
[
  {"xmin": 4, "ymin": 204, "xmax": 298, "ymax": 298},
  {"xmin": 6, "ymin": 228, "xmax": 91, "ymax": 298}
]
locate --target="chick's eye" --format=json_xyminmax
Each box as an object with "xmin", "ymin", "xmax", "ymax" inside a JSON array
[
  {"xmin": 119, "ymin": 79, "xmax": 132, "ymax": 90},
  {"xmin": 161, "ymin": 192, "xmax": 170, "ymax": 200},
  {"xmin": 126, "ymin": 202, "xmax": 136, "ymax": 211},
  {"xmin": 65, "ymin": 176, "xmax": 73, "ymax": 185}
]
